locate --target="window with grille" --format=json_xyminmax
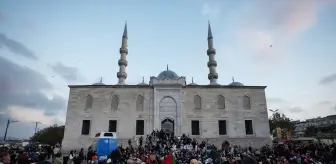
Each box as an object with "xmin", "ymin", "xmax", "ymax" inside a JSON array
[
  {"xmin": 194, "ymin": 95, "xmax": 201, "ymax": 109},
  {"xmin": 111, "ymin": 95, "xmax": 119, "ymax": 111},
  {"xmin": 243, "ymin": 95, "xmax": 251, "ymax": 109},
  {"xmin": 85, "ymin": 95, "xmax": 93, "ymax": 109},
  {"xmin": 136, "ymin": 95, "xmax": 144, "ymax": 111},
  {"xmin": 217, "ymin": 95, "xmax": 225, "ymax": 109}
]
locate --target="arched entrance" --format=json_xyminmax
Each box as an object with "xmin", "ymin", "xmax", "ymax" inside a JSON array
[{"xmin": 161, "ymin": 118, "xmax": 174, "ymax": 133}]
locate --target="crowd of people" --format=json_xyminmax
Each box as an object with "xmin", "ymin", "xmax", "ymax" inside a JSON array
[{"xmin": 1, "ymin": 130, "xmax": 336, "ymax": 164}]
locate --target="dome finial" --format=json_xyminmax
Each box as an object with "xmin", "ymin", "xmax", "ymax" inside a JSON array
[
  {"xmin": 192, "ymin": 77, "xmax": 194, "ymax": 83},
  {"xmin": 232, "ymin": 77, "xmax": 234, "ymax": 82},
  {"xmin": 100, "ymin": 77, "xmax": 103, "ymax": 83},
  {"xmin": 142, "ymin": 77, "xmax": 144, "ymax": 83},
  {"xmin": 166, "ymin": 64, "xmax": 169, "ymax": 70}
]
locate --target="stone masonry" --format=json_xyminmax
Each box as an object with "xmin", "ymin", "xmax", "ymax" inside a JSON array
[{"xmin": 62, "ymin": 85, "xmax": 271, "ymax": 152}]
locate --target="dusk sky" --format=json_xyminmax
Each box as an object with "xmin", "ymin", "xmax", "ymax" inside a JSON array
[{"xmin": 0, "ymin": 0, "xmax": 336, "ymax": 138}]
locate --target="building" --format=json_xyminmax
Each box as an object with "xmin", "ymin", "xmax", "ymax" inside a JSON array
[
  {"xmin": 292, "ymin": 115, "xmax": 336, "ymax": 137},
  {"xmin": 62, "ymin": 23, "xmax": 271, "ymax": 151}
]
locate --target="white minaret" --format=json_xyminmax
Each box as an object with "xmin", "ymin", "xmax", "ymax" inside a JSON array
[
  {"xmin": 207, "ymin": 21, "xmax": 218, "ymax": 85},
  {"xmin": 117, "ymin": 22, "xmax": 128, "ymax": 85}
]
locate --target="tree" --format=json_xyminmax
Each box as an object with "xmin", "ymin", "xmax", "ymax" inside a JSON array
[
  {"xmin": 304, "ymin": 126, "xmax": 318, "ymax": 137},
  {"xmin": 269, "ymin": 111, "xmax": 295, "ymax": 137},
  {"xmin": 30, "ymin": 125, "xmax": 64, "ymax": 146}
]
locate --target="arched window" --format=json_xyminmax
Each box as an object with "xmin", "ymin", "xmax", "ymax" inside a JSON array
[
  {"xmin": 136, "ymin": 95, "xmax": 144, "ymax": 111},
  {"xmin": 194, "ymin": 95, "xmax": 201, "ymax": 109},
  {"xmin": 243, "ymin": 95, "xmax": 251, "ymax": 109},
  {"xmin": 217, "ymin": 95, "xmax": 225, "ymax": 109},
  {"xmin": 111, "ymin": 95, "xmax": 119, "ymax": 111},
  {"xmin": 85, "ymin": 95, "xmax": 93, "ymax": 109}
]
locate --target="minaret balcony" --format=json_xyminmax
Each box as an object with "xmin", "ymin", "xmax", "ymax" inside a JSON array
[
  {"xmin": 207, "ymin": 48, "xmax": 216, "ymax": 55},
  {"xmin": 208, "ymin": 73, "xmax": 218, "ymax": 80},
  {"xmin": 119, "ymin": 48, "xmax": 128, "ymax": 54},
  {"xmin": 207, "ymin": 61, "xmax": 217, "ymax": 67},
  {"xmin": 117, "ymin": 72, "xmax": 127, "ymax": 79},
  {"xmin": 118, "ymin": 59, "xmax": 128, "ymax": 66}
]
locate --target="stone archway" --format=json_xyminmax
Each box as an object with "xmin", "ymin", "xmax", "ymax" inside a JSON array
[{"xmin": 161, "ymin": 118, "xmax": 174, "ymax": 133}]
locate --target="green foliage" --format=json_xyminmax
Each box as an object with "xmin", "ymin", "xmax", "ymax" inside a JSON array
[
  {"xmin": 30, "ymin": 125, "xmax": 64, "ymax": 146},
  {"xmin": 269, "ymin": 111, "xmax": 295, "ymax": 136},
  {"xmin": 305, "ymin": 126, "xmax": 318, "ymax": 137}
]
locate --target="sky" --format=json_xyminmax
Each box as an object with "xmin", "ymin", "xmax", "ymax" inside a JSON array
[{"xmin": 0, "ymin": 0, "xmax": 336, "ymax": 139}]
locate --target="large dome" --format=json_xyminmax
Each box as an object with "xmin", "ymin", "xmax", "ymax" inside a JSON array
[
  {"xmin": 157, "ymin": 65, "xmax": 179, "ymax": 79},
  {"xmin": 158, "ymin": 70, "xmax": 179, "ymax": 79}
]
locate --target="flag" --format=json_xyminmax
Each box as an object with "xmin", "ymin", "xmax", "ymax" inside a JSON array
[
  {"xmin": 162, "ymin": 153, "xmax": 176, "ymax": 164},
  {"xmin": 147, "ymin": 154, "xmax": 151, "ymax": 164}
]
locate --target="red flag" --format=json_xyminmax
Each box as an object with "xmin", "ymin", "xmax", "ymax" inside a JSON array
[
  {"xmin": 147, "ymin": 154, "xmax": 151, "ymax": 164},
  {"xmin": 162, "ymin": 153, "xmax": 174, "ymax": 164}
]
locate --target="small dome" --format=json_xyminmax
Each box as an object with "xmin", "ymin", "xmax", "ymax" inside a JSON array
[
  {"xmin": 157, "ymin": 65, "xmax": 179, "ymax": 79},
  {"xmin": 228, "ymin": 77, "xmax": 244, "ymax": 86},
  {"xmin": 188, "ymin": 77, "xmax": 198, "ymax": 85},
  {"xmin": 92, "ymin": 82, "xmax": 105, "ymax": 85},
  {"xmin": 92, "ymin": 77, "xmax": 105, "ymax": 85},
  {"xmin": 138, "ymin": 82, "xmax": 148, "ymax": 85},
  {"xmin": 138, "ymin": 77, "xmax": 148, "ymax": 85},
  {"xmin": 228, "ymin": 82, "xmax": 244, "ymax": 86}
]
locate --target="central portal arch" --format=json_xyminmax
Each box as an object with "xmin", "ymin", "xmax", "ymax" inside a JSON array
[{"xmin": 161, "ymin": 118, "xmax": 174, "ymax": 133}]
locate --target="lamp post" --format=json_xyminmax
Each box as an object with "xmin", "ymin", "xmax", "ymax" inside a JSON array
[
  {"xmin": 269, "ymin": 109, "xmax": 279, "ymax": 137},
  {"xmin": 30, "ymin": 121, "xmax": 41, "ymax": 134},
  {"xmin": 3, "ymin": 119, "xmax": 18, "ymax": 141}
]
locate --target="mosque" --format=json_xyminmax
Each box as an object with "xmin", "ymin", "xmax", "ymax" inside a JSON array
[{"xmin": 62, "ymin": 23, "xmax": 271, "ymax": 151}]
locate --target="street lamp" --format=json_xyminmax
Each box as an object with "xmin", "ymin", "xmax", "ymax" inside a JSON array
[{"xmin": 3, "ymin": 119, "xmax": 18, "ymax": 141}]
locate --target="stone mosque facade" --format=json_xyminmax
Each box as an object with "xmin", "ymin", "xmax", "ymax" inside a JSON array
[{"xmin": 62, "ymin": 23, "xmax": 271, "ymax": 151}]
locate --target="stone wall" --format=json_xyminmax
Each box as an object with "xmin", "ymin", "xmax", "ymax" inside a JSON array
[
  {"xmin": 62, "ymin": 86, "xmax": 270, "ymax": 152},
  {"xmin": 181, "ymin": 88, "xmax": 270, "ymax": 138},
  {"xmin": 62, "ymin": 87, "xmax": 153, "ymax": 152}
]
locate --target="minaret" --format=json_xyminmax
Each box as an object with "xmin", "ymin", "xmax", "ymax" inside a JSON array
[
  {"xmin": 117, "ymin": 22, "xmax": 128, "ymax": 85},
  {"xmin": 207, "ymin": 21, "xmax": 218, "ymax": 85}
]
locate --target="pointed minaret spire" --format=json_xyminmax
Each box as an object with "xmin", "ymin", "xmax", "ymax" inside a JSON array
[
  {"xmin": 206, "ymin": 21, "xmax": 218, "ymax": 85},
  {"xmin": 208, "ymin": 20, "xmax": 213, "ymax": 39},
  {"xmin": 123, "ymin": 21, "xmax": 128, "ymax": 38},
  {"xmin": 117, "ymin": 21, "xmax": 128, "ymax": 85}
]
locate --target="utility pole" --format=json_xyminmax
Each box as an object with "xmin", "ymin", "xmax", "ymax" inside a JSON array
[{"xmin": 3, "ymin": 119, "xmax": 18, "ymax": 141}]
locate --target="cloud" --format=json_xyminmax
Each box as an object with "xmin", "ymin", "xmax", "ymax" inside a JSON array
[
  {"xmin": 319, "ymin": 73, "xmax": 336, "ymax": 85},
  {"xmin": 201, "ymin": 3, "xmax": 221, "ymax": 18},
  {"xmin": 0, "ymin": 33, "xmax": 37, "ymax": 60},
  {"xmin": 287, "ymin": 106, "xmax": 304, "ymax": 113},
  {"xmin": 235, "ymin": 0, "xmax": 331, "ymax": 61},
  {"xmin": 50, "ymin": 62, "xmax": 83, "ymax": 82},
  {"xmin": 0, "ymin": 56, "xmax": 66, "ymax": 138},
  {"xmin": 267, "ymin": 97, "xmax": 289, "ymax": 104},
  {"xmin": 316, "ymin": 101, "xmax": 332, "ymax": 105},
  {"xmin": 0, "ymin": 57, "xmax": 66, "ymax": 112}
]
